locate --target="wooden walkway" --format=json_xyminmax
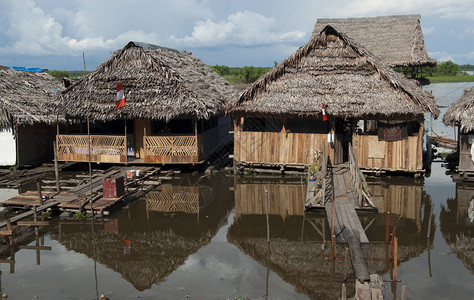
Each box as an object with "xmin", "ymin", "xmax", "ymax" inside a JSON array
[
  {"xmin": 0, "ymin": 166, "xmax": 164, "ymax": 216},
  {"xmin": 306, "ymin": 143, "xmax": 375, "ymax": 283}
]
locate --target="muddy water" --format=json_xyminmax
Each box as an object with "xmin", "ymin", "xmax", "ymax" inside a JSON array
[{"xmin": 0, "ymin": 83, "xmax": 473, "ymax": 299}]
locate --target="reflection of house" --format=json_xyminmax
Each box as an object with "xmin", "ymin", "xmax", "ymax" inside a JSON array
[
  {"xmin": 443, "ymin": 87, "xmax": 474, "ymax": 176},
  {"xmin": 234, "ymin": 178, "xmax": 305, "ymax": 219},
  {"xmin": 0, "ymin": 67, "xmax": 63, "ymax": 166},
  {"xmin": 228, "ymin": 26, "xmax": 439, "ymax": 174},
  {"xmin": 313, "ymin": 15, "xmax": 436, "ymax": 82},
  {"xmin": 49, "ymin": 176, "xmax": 234, "ymax": 291},
  {"xmin": 368, "ymin": 178, "xmax": 424, "ymax": 230},
  {"xmin": 439, "ymin": 182, "xmax": 474, "ymax": 273},
  {"xmin": 54, "ymin": 42, "xmax": 236, "ymax": 165}
]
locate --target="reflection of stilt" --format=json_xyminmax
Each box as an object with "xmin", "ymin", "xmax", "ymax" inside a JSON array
[
  {"xmin": 427, "ymin": 202, "xmax": 434, "ymax": 278},
  {"xmin": 17, "ymin": 206, "xmax": 51, "ymax": 266},
  {"xmin": 92, "ymin": 218, "xmax": 99, "ymax": 300},
  {"xmin": 264, "ymin": 186, "xmax": 270, "ymax": 299}
]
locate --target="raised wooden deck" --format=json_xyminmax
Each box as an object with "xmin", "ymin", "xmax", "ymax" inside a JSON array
[{"xmin": 1, "ymin": 166, "xmax": 164, "ymax": 215}]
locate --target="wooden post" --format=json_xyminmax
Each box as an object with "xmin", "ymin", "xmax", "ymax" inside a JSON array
[
  {"xmin": 264, "ymin": 186, "xmax": 270, "ymax": 244},
  {"xmin": 37, "ymin": 182, "xmax": 43, "ymax": 206},
  {"xmin": 53, "ymin": 141, "xmax": 60, "ymax": 192},
  {"xmin": 15, "ymin": 122, "xmax": 19, "ymax": 166},
  {"xmin": 390, "ymin": 227, "xmax": 397, "ymax": 259},
  {"xmin": 124, "ymin": 120, "xmax": 128, "ymax": 164},
  {"xmin": 343, "ymin": 247, "xmax": 349, "ymax": 281},
  {"xmin": 401, "ymin": 285, "xmax": 406, "ymax": 300},
  {"xmin": 6, "ymin": 219, "xmax": 14, "ymax": 246},
  {"xmin": 394, "ymin": 237, "xmax": 398, "ymax": 282},
  {"xmin": 341, "ymin": 283, "xmax": 346, "ymax": 300}
]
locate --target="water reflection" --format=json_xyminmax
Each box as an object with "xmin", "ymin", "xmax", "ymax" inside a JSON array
[
  {"xmin": 440, "ymin": 181, "xmax": 474, "ymax": 273},
  {"xmin": 229, "ymin": 176, "xmax": 435, "ymax": 299},
  {"xmin": 48, "ymin": 175, "xmax": 234, "ymax": 291}
]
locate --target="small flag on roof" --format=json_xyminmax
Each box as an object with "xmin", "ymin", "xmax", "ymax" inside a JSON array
[
  {"xmin": 322, "ymin": 104, "xmax": 327, "ymax": 121},
  {"xmin": 116, "ymin": 83, "xmax": 125, "ymax": 110}
]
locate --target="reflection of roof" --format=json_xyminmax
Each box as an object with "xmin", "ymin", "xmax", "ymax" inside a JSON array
[
  {"xmin": 312, "ymin": 15, "xmax": 435, "ymax": 67},
  {"xmin": 52, "ymin": 229, "xmax": 211, "ymax": 291},
  {"xmin": 228, "ymin": 214, "xmax": 429, "ymax": 299}
]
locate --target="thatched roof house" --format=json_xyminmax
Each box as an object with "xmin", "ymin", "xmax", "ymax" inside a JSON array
[
  {"xmin": 443, "ymin": 87, "xmax": 474, "ymax": 174},
  {"xmin": 312, "ymin": 14, "xmax": 435, "ymax": 68},
  {"xmin": 443, "ymin": 86, "xmax": 474, "ymax": 133},
  {"xmin": 54, "ymin": 41, "xmax": 237, "ymax": 121},
  {"xmin": 0, "ymin": 66, "xmax": 63, "ymax": 166},
  {"xmin": 0, "ymin": 66, "xmax": 62, "ymax": 128},
  {"xmin": 229, "ymin": 25, "xmax": 438, "ymax": 173},
  {"xmin": 230, "ymin": 25, "xmax": 438, "ymax": 118}
]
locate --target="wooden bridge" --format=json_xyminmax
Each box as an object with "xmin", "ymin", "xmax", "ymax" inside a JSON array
[{"xmin": 306, "ymin": 143, "xmax": 376, "ymax": 284}]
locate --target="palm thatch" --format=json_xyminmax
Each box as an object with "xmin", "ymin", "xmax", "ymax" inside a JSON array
[
  {"xmin": 313, "ymin": 15, "xmax": 436, "ymax": 67},
  {"xmin": 229, "ymin": 26, "xmax": 439, "ymax": 119},
  {"xmin": 443, "ymin": 87, "xmax": 474, "ymax": 133},
  {"xmin": 54, "ymin": 42, "xmax": 237, "ymax": 122},
  {"xmin": 0, "ymin": 66, "xmax": 63, "ymax": 128}
]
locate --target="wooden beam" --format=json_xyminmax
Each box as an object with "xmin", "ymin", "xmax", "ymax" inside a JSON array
[
  {"xmin": 16, "ymin": 221, "xmax": 50, "ymax": 227},
  {"xmin": 18, "ymin": 245, "xmax": 52, "ymax": 251},
  {"xmin": 0, "ymin": 230, "xmax": 13, "ymax": 236}
]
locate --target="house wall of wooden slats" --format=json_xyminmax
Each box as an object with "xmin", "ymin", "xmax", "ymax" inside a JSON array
[
  {"xmin": 459, "ymin": 133, "xmax": 474, "ymax": 173},
  {"xmin": 353, "ymin": 122, "xmax": 424, "ymax": 172},
  {"xmin": 234, "ymin": 130, "xmax": 335, "ymax": 166}
]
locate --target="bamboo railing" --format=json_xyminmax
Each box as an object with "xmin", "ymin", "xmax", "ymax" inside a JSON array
[
  {"xmin": 56, "ymin": 135, "xmax": 126, "ymax": 163},
  {"xmin": 144, "ymin": 135, "xmax": 202, "ymax": 163},
  {"xmin": 348, "ymin": 143, "xmax": 373, "ymax": 208}
]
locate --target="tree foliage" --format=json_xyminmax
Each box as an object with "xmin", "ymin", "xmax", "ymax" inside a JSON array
[{"xmin": 211, "ymin": 65, "xmax": 272, "ymax": 83}]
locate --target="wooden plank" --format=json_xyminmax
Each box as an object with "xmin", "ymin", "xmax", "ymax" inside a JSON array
[
  {"xmin": 17, "ymin": 221, "xmax": 50, "ymax": 227},
  {"xmin": 0, "ymin": 201, "xmax": 59, "ymax": 228},
  {"xmin": 0, "ymin": 230, "xmax": 13, "ymax": 236},
  {"xmin": 19, "ymin": 245, "xmax": 52, "ymax": 251}
]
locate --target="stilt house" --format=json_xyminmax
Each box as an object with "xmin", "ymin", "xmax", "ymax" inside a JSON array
[
  {"xmin": 443, "ymin": 87, "xmax": 474, "ymax": 176},
  {"xmin": 313, "ymin": 14, "xmax": 436, "ymax": 83},
  {"xmin": 228, "ymin": 26, "xmax": 439, "ymax": 174},
  {"xmin": 54, "ymin": 42, "xmax": 236, "ymax": 164},
  {"xmin": 0, "ymin": 66, "xmax": 63, "ymax": 167}
]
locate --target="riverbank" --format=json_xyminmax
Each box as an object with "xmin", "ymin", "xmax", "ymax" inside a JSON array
[{"xmin": 427, "ymin": 75, "xmax": 474, "ymax": 83}]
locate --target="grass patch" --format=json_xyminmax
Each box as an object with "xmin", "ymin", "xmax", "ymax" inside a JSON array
[{"xmin": 427, "ymin": 75, "xmax": 474, "ymax": 83}]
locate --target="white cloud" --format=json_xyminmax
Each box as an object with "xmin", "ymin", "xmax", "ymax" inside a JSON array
[
  {"xmin": 423, "ymin": 27, "xmax": 435, "ymax": 36},
  {"xmin": 171, "ymin": 11, "xmax": 306, "ymax": 47},
  {"xmin": 339, "ymin": 0, "xmax": 474, "ymax": 20}
]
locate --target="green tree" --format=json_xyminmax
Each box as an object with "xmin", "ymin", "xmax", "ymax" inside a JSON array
[
  {"xmin": 47, "ymin": 70, "xmax": 71, "ymax": 80},
  {"xmin": 436, "ymin": 61, "xmax": 460, "ymax": 76}
]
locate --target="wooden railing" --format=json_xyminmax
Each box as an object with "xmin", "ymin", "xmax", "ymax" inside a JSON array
[
  {"xmin": 348, "ymin": 143, "xmax": 373, "ymax": 208},
  {"xmin": 56, "ymin": 135, "xmax": 126, "ymax": 163},
  {"xmin": 144, "ymin": 135, "xmax": 202, "ymax": 163}
]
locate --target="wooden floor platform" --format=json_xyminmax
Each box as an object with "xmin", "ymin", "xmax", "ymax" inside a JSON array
[{"xmin": 0, "ymin": 166, "xmax": 165, "ymax": 216}]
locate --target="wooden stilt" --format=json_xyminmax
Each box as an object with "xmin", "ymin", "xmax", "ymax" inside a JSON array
[
  {"xmin": 37, "ymin": 182, "xmax": 43, "ymax": 206},
  {"xmin": 53, "ymin": 141, "xmax": 60, "ymax": 192},
  {"xmin": 385, "ymin": 211, "xmax": 391, "ymax": 243},
  {"xmin": 394, "ymin": 237, "xmax": 398, "ymax": 282},
  {"xmin": 5, "ymin": 219, "xmax": 14, "ymax": 246}
]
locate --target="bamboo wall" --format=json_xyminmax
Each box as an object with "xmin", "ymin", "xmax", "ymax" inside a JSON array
[
  {"xmin": 234, "ymin": 130, "xmax": 334, "ymax": 166},
  {"xmin": 459, "ymin": 134, "xmax": 474, "ymax": 173},
  {"xmin": 353, "ymin": 123, "xmax": 424, "ymax": 172},
  {"xmin": 144, "ymin": 135, "xmax": 203, "ymax": 163}
]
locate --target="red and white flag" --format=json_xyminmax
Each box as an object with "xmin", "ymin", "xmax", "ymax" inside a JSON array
[
  {"xmin": 322, "ymin": 103, "xmax": 327, "ymax": 121},
  {"xmin": 116, "ymin": 83, "xmax": 125, "ymax": 110}
]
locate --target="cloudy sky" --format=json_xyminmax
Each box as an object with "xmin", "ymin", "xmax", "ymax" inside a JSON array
[{"xmin": 1, "ymin": 0, "xmax": 473, "ymax": 70}]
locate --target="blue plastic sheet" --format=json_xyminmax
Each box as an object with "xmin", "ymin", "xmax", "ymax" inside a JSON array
[{"xmin": 9, "ymin": 66, "xmax": 43, "ymax": 73}]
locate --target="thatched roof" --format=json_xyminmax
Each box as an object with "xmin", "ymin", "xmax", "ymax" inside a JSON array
[
  {"xmin": 229, "ymin": 26, "xmax": 439, "ymax": 119},
  {"xmin": 443, "ymin": 86, "xmax": 474, "ymax": 133},
  {"xmin": 313, "ymin": 15, "xmax": 436, "ymax": 68},
  {"xmin": 54, "ymin": 41, "xmax": 237, "ymax": 121},
  {"xmin": 0, "ymin": 66, "xmax": 63, "ymax": 127}
]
